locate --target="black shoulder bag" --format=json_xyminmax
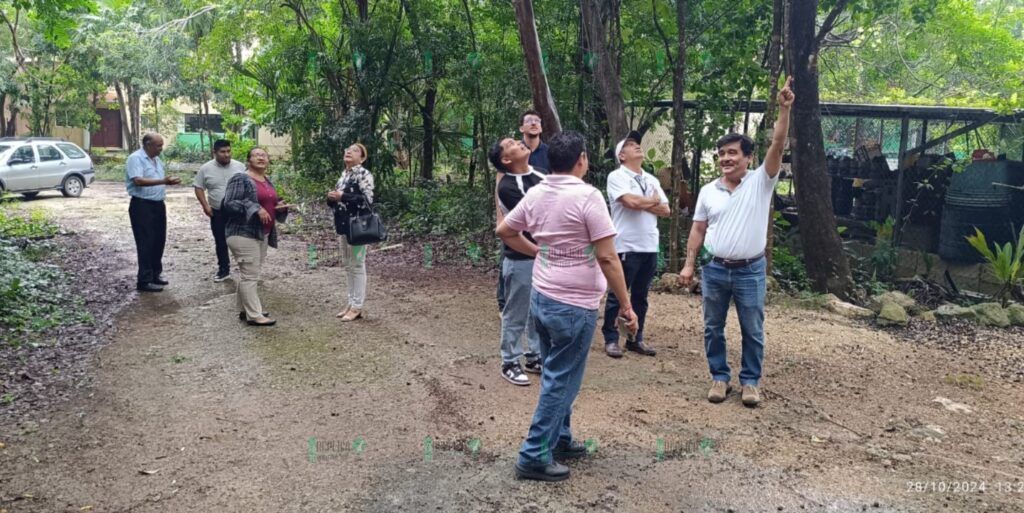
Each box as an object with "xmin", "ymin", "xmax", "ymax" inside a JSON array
[{"xmin": 347, "ymin": 199, "xmax": 387, "ymax": 245}]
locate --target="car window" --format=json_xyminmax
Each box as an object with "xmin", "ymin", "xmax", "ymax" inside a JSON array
[
  {"xmin": 8, "ymin": 145, "xmax": 35, "ymax": 164},
  {"xmin": 37, "ymin": 145, "xmax": 64, "ymax": 162},
  {"xmin": 56, "ymin": 143, "xmax": 87, "ymax": 159}
]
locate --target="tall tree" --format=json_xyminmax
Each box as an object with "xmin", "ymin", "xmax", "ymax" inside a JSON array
[
  {"xmin": 667, "ymin": 0, "xmax": 689, "ymax": 271},
  {"xmin": 761, "ymin": 0, "xmax": 784, "ymax": 273},
  {"xmin": 580, "ymin": 0, "xmax": 628, "ymax": 141},
  {"xmin": 786, "ymin": 0, "xmax": 855, "ymax": 298},
  {"xmin": 512, "ymin": 0, "xmax": 561, "ymax": 135}
]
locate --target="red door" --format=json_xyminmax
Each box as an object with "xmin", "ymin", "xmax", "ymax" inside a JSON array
[{"xmin": 91, "ymin": 108, "xmax": 123, "ymax": 148}]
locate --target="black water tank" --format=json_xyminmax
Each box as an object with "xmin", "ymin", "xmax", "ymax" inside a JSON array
[
  {"xmin": 946, "ymin": 161, "xmax": 1024, "ymax": 207},
  {"xmin": 939, "ymin": 205, "xmax": 1020, "ymax": 262},
  {"xmin": 938, "ymin": 161, "xmax": 1024, "ymax": 262}
]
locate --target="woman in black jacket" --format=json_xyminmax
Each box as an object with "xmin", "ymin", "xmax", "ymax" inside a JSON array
[
  {"xmin": 327, "ymin": 143, "xmax": 374, "ymax": 322},
  {"xmin": 223, "ymin": 147, "xmax": 290, "ymax": 326}
]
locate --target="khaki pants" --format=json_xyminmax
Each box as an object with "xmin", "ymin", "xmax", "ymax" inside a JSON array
[
  {"xmin": 228, "ymin": 235, "xmax": 268, "ymax": 320},
  {"xmin": 339, "ymin": 236, "xmax": 367, "ymax": 309}
]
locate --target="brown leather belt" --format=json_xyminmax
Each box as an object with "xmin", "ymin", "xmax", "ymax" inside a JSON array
[{"xmin": 711, "ymin": 253, "xmax": 765, "ymax": 268}]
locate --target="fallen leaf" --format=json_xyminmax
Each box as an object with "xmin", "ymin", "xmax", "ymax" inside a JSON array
[
  {"xmin": 138, "ymin": 469, "xmax": 160, "ymax": 475},
  {"xmin": 80, "ymin": 506, "xmax": 93, "ymax": 511}
]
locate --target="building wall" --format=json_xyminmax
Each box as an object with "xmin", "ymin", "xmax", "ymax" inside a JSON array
[
  {"xmin": 257, "ymin": 127, "xmax": 291, "ymax": 158},
  {"xmin": 52, "ymin": 126, "xmax": 87, "ymax": 147}
]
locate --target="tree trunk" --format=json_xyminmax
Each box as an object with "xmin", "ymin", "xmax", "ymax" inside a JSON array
[
  {"xmin": 787, "ymin": 0, "xmax": 855, "ymax": 299},
  {"xmin": 762, "ymin": 0, "xmax": 784, "ymax": 274},
  {"xmin": 129, "ymin": 84, "xmax": 141, "ymax": 150},
  {"xmin": 114, "ymin": 82, "xmax": 136, "ymax": 149},
  {"xmin": 580, "ymin": 0, "xmax": 628, "ymax": 141},
  {"xmin": 668, "ymin": 0, "xmax": 689, "ymax": 272},
  {"xmin": 0, "ymin": 93, "xmax": 6, "ymax": 136},
  {"xmin": 202, "ymin": 92, "xmax": 212, "ymax": 153},
  {"xmin": 420, "ymin": 85, "xmax": 436, "ymax": 182},
  {"xmin": 513, "ymin": 0, "xmax": 561, "ymax": 135},
  {"xmin": 357, "ymin": 0, "xmax": 368, "ymax": 22}
]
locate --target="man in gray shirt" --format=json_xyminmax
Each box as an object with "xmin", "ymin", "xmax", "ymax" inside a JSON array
[{"xmin": 194, "ymin": 139, "xmax": 246, "ymax": 281}]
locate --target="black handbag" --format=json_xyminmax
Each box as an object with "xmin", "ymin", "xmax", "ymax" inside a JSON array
[{"xmin": 347, "ymin": 200, "xmax": 387, "ymax": 245}]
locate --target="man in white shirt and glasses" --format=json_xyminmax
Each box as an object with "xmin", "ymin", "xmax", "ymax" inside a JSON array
[{"xmin": 602, "ymin": 130, "xmax": 670, "ymax": 358}]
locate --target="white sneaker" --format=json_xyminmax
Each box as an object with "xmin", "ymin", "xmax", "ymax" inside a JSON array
[{"xmin": 501, "ymin": 363, "xmax": 530, "ymax": 386}]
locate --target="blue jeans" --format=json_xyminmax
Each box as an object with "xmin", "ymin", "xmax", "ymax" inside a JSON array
[
  {"xmin": 701, "ymin": 257, "xmax": 767, "ymax": 386},
  {"xmin": 518, "ymin": 291, "xmax": 597, "ymax": 466},
  {"xmin": 500, "ymin": 258, "xmax": 541, "ymax": 364}
]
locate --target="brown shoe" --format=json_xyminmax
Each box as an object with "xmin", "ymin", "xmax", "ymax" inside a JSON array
[
  {"xmin": 604, "ymin": 342, "xmax": 623, "ymax": 358},
  {"xmin": 340, "ymin": 309, "xmax": 363, "ymax": 322},
  {"xmin": 741, "ymin": 385, "xmax": 761, "ymax": 407},
  {"xmin": 707, "ymin": 380, "xmax": 732, "ymax": 403},
  {"xmin": 625, "ymin": 340, "xmax": 657, "ymax": 356}
]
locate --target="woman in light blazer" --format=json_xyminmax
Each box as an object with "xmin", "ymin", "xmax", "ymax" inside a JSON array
[{"xmin": 327, "ymin": 143, "xmax": 374, "ymax": 322}]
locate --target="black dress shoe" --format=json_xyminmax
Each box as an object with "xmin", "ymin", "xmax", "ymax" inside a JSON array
[
  {"xmin": 553, "ymin": 440, "xmax": 589, "ymax": 460},
  {"xmin": 605, "ymin": 342, "xmax": 624, "ymax": 358},
  {"xmin": 137, "ymin": 283, "xmax": 164, "ymax": 292},
  {"xmin": 514, "ymin": 461, "xmax": 570, "ymax": 481},
  {"xmin": 626, "ymin": 340, "xmax": 657, "ymax": 356},
  {"xmin": 239, "ymin": 311, "xmax": 271, "ymax": 321},
  {"xmin": 151, "ymin": 277, "xmax": 169, "ymax": 286},
  {"xmin": 246, "ymin": 317, "xmax": 277, "ymax": 327}
]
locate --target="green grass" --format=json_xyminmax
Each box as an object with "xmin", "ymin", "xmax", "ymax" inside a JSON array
[{"xmin": 0, "ymin": 207, "xmax": 89, "ymax": 346}]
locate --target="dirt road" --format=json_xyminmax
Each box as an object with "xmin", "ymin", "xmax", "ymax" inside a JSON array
[{"xmin": 1, "ymin": 182, "xmax": 1022, "ymax": 512}]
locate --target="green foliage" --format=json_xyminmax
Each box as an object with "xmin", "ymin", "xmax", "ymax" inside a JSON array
[
  {"xmin": 966, "ymin": 224, "xmax": 1024, "ymax": 306},
  {"xmin": 0, "ymin": 207, "xmax": 87, "ymax": 345},
  {"xmin": 771, "ymin": 244, "xmax": 810, "ymax": 291},
  {"xmin": 381, "ymin": 181, "xmax": 492, "ymax": 237},
  {"xmin": 770, "ymin": 212, "xmax": 810, "ymax": 291},
  {"xmin": 0, "ymin": 207, "xmax": 58, "ymax": 239},
  {"xmin": 865, "ymin": 216, "xmax": 898, "ymax": 282},
  {"xmin": 823, "ymin": 0, "xmax": 1024, "ymax": 112}
]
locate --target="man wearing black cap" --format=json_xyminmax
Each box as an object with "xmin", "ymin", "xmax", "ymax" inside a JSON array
[{"xmin": 601, "ymin": 130, "xmax": 670, "ymax": 358}]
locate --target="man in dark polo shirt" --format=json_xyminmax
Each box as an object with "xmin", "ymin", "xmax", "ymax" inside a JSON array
[
  {"xmin": 496, "ymin": 109, "xmax": 551, "ymax": 313},
  {"xmin": 490, "ymin": 137, "xmax": 546, "ymax": 386}
]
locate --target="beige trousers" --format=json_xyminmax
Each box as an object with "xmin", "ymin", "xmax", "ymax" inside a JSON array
[
  {"xmin": 228, "ymin": 235, "xmax": 268, "ymax": 320},
  {"xmin": 339, "ymin": 236, "xmax": 367, "ymax": 309}
]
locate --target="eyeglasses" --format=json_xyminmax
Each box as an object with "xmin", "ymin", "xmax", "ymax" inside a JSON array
[{"xmin": 522, "ymin": 117, "xmax": 542, "ymax": 125}]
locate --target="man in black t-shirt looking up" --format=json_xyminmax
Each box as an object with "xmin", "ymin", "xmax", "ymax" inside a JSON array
[{"xmin": 490, "ymin": 137, "xmax": 546, "ymax": 386}]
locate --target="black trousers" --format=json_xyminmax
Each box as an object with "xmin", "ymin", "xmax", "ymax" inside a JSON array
[
  {"xmin": 211, "ymin": 208, "xmax": 230, "ymax": 274},
  {"xmin": 602, "ymin": 252, "xmax": 658, "ymax": 344},
  {"xmin": 129, "ymin": 197, "xmax": 167, "ymax": 285}
]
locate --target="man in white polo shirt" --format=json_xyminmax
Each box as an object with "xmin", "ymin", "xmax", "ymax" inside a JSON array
[
  {"xmin": 679, "ymin": 77, "xmax": 794, "ymax": 407},
  {"xmin": 602, "ymin": 130, "xmax": 670, "ymax": 358}
]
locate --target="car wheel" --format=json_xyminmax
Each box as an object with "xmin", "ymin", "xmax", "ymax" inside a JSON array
[
  {"xmin": 61, "ymin": 175, "xmax": 84, "ymax": 198},
  {"xmin": 22, "ymin": 191, "xmax": 39, "ymax": 199}
]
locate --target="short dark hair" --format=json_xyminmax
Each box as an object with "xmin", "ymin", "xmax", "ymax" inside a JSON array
[
  {"xmin": 488, "ymin": 138, "xmax": 509, "ymax": 173},
  {"xmin": 547, "ymin": 131, "xmax": 586, "ymax": 174},
  {"xmin": 141, "ymin": 133, "xmax": 160, "ymax": 147},
  {"xmin": 213, "ymin": 139, "xmax": 231, "ymax": 152},
  {"xmin": 520, "ymin": 109, "xmax": 541, "ymax": 126},
  {"xmin": 716, "ymin": 133, "xmax": 755, "ymax": 156}
]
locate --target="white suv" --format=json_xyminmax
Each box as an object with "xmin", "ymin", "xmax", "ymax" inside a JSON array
[{"xmin": 0, "ymin": 138, "xmax": 95, "ymax": 198}]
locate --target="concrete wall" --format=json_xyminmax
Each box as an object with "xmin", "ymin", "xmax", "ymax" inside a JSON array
[
  {"xmin": 52, "ymin": 126, "xmax": 86, "ymax": 147},
  {"xmin": 256, "ymin": 127, "xmax": 290, "ymax": 158}
]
